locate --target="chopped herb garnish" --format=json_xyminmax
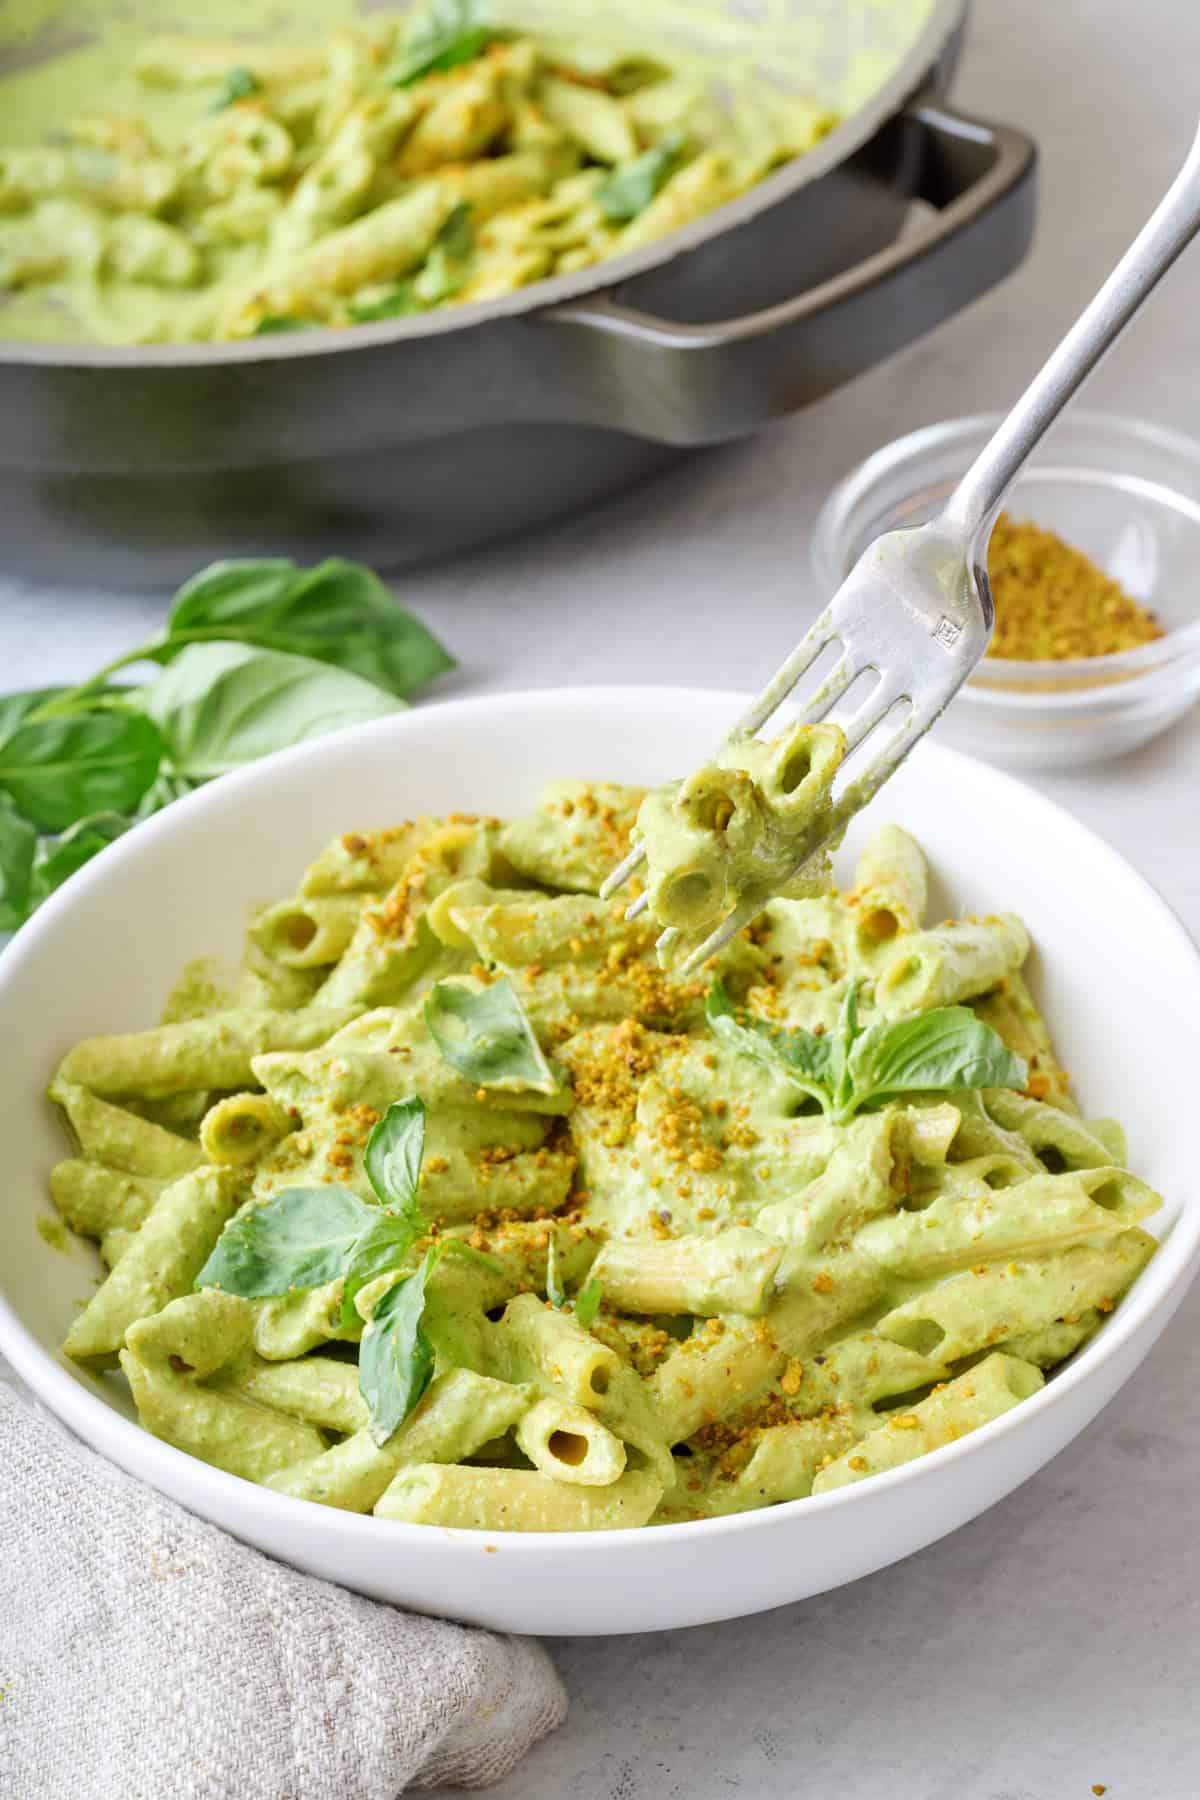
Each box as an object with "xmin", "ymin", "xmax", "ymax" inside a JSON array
[
  {"xmin": 596, "ymin": 130, "xmax": 686, "ymax": 222},
  {"xmin": 391, "ymin": 0, "xmax": 496, "ymax": 87},
  {"xmin": 212, "ymin": 65, "xmax": 261, "ymax": 111}
]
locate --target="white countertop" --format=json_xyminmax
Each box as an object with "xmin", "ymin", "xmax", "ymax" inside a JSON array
[{"xmin": 4, "ymin": 0, "xmax": 1200, "ymax": 1793}]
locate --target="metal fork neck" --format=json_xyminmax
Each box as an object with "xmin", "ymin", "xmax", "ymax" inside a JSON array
[{"xmin": 941, "ymin": 123, "xmax": 1200, "ymax": 557}]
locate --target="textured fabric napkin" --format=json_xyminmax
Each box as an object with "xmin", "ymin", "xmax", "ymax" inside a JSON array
[{"xmin": 0, "ymin": 1377, "xmax": 566, "ymax": 1799}]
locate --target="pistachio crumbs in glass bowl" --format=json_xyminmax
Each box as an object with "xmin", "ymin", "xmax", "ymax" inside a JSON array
[{"xmin": 813, "ymin": 411, "xmax": 1200, "ymax": 769}]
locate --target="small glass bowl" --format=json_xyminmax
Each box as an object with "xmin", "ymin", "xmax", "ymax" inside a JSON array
[{"xmin": 812, "ymin": 411, "xmax": 1200, "ymax": 769}]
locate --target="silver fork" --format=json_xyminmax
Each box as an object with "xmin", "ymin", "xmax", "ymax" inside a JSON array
[{"xmin": 602, "ymin": 122, "xmax": 1200, "ymax": 968}]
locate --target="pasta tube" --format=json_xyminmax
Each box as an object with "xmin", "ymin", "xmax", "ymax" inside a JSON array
[
  {"xmin": 64, "ymin": 1168, "xmax": 242, "ymax": 1362},
  {"xmin": 812, "ymin": 1354, "xmax": 1045, "ymax": 1493},
  {"xmin": 847, "ymin": 824, "xmax": 928, "ymax": 950},
  {"xmin": 589, "ymin": 1228, "xmax": 781, "ymax": 1317},
  {"xmin": 299, "ymin": 820, "xmax": 444, "ymax": 897},
  {"xmin": 250, "ymin": 895, "xmax": 364, "ymax": 967},
  {"xmin": 268, "ymin": 1369, "xmax": 532, "ymax": 1512},
  {"xmin": 538, "ymin": 76, "xmax": 638, "ymax": 163},
  {"xmin": 725, "ymin": 1414, "xmax": 867, "ymax": 1510},
  {"xmin": 215, "ymin": 1355, "xmax": 369, "ymax": 1435},
  {"xmin": 200, "ymin": 1093, "xmax": 293, "ymax": 1168},
  {"xmin": 495, "ymin": 1294, "xmax": 621, "ymax": 1410},
  {"xmin": 56, "ymin": 1006, "xmax": 359, "ymax": 1100},
  {"xmin": 375, "ymin": 1462, "xmax": 662, "ymax": 1530},
  {"xmin": 122, "ymin": 1351, "xmax": 326, "ymax": 1482},
  {"xmin": 227, "ymin": 185, "xmax": 450, "ymax": 332},
  {"xmin": 51, "ymin": 1081, "xmax": 205, "ymax": 1177},
  {"xmin": 877, "ymin": 1229, "xmax": 1156, "ymax": 1362},
  {"xmin": 855, "ymin": 1168, "xmax": 1159, "ymax": 1277},
  {"xmin": 49, "ymin": 1160, "xmax": 165, "ymax": 1240},
  {"xmin": 646, "ymin": 1318, "xmax": 785, "ymax": 1445},
  {"xmin": 514, "ymin": 1396, "xmax": 628, "ymax": 1485},
  {"xmin": 499, "ymin": 782, "xmax": 646, "ymax": 893},
  {"xmin": 876, "ymin": 915, "xmax": 1030, "ymax": 1016}
]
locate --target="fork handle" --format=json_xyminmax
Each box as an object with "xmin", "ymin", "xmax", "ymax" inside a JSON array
[{"xmin": 943, "ymin": 122, "xmax": 1200, "ymax": 554}]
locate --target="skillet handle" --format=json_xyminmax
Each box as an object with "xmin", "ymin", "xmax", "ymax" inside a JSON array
[{"xmin": 536, "ymin": 103, "xmax": 1037, "ymax": 445}]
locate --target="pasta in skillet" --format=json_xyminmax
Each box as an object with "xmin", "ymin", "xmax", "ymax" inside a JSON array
[
  {"xmin": 0, "ymin": 4, "xmax": 838, "ymax": 345},
  {"xmin": 48, "ymin": 783, "xmax": 1160, "ymax": 1530}
]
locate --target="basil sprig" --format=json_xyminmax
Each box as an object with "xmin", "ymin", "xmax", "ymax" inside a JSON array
[
  {"xmin": 196, "ymin": 1184, "xmax": 399, "ymax": 1298},
  {"xmin": 707, "ymin": 979, "xmax": 1027, "ymax": 1123},
  {"xmin": 574, "ymin": 1279, "xmax": 603, "ymax": 1330},
  {"xmin": 596, "ymin": 130, "xmax": 686, "ymax": 223},
  {"xmin": 197, "ymin": 1097, "xmax": 429, "ymax": 1300},
  {"xmin": 134, "ymin": 643, "xmax": 404, "ymax": 782},
  {"xmin": 359, "ymin": 1244, "xmax": 444, "ymax": 1443},
  {"xmin": 425, "ymin": 977, "xmax": 558, "ymax": 1093},
  {"xmin": 0, "ymin": 558, "xmax": 452, "ymax": 930},
  {"xmin": 155, "ymin": 557, "xmax": 454, "ymax": 699},
  {"xmin": 197, "ymin": 1098, "xmax": 455, "ymax": 1442},
  {"xmin": 391, "ymin": 0, "xmax": 496, "ymax": 86}
]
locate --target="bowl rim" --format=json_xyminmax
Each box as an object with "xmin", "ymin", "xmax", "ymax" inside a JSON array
[
  {"xmin": 0, "ymin": 0, "xmax": 965, "ymax": 367},
  {"xmin": 2, "ymin": 684, "xmax": 1198, "ymax": 1552},
  {"xmin": 813, "ymin": 408, "xmax": 1200, "ymax": 711}
]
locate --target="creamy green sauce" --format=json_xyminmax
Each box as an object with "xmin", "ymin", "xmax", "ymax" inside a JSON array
[
  {"xmin": 0, "ymin": 2, "xmax": 357, "ymax": 342},
  {"xmin": 36, "ymin": 1211, "xmax": 70, "ymax": 1251},
  {"xmin": 41, "ymin": 790, "xmax": 1160, "ymax": 1526},
  {"xmin": 0, "ymin": 0, "xmax": 930, "ymax": 344}
]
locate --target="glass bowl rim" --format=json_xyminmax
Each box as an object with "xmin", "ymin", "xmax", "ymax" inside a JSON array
[{"xmin": 812, "ymin": 408, "xmax": 1200, "ymax": 708}]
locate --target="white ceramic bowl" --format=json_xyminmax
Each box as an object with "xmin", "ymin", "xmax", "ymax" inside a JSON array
[{"xmin": 1, "ymin": 689, "xmax": 1197, "ymax": 1637}]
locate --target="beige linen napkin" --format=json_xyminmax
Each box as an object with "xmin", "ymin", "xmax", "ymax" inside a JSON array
[{"xmin": 0, "ymin": 1377, "xmax": 566, "ymax": 1799}]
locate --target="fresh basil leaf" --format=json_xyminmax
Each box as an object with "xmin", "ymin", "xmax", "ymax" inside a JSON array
[
  {"xmin": 574, "ymin": 1279, "xmax": 602, "ymax": 1330},
  {"xmin": 212, "ymin": 65, "xmax": 261, "ymax": 110},
  {"xmin": 164, "ymin": 558, "xmax": 455, "ymax": 700},
  {"xmin": 425, "ymin": 977, "xmax": 558, "ymax": 1093},
  {"xmin": 253, "ymin": 314, "xmax": 310, "ymax": 335},
  {"xmin": 0, "ymin": 689, "xmax": 73, "ymax": 740},
  {"xmin": 340, "ymin": 1207, "xmax": 426, "ymax": 1329},
  {"xmin": 437, "ymin": 202, "xmax": 474, "ymax": 262},
  {"xmin": 359, "ymin": 1245, "xmax": 443, "ymax": 1444},
  {"xmin": 364, "ymin": 1097, "xmax": 427, "ymax": 1218},
  {"xmin": 136, "ymin": 642, "xmax": 404, "ymax": 781},
  {"xmin": 350, "ymin": 285, "xmax": 424, "ymax": 323},
  {"xmin": 417, "ymin": 204, "xmax": 474, "ymax": 303},
  {"xmin": 196, "ymin": 1185, "xmax": 374, "ymax": 1296},
  {"xmin": 705, "ymin": 979, "xmax": 834, "ymax": 1110},
  {"xmin": 545, "ymin": 1235, "xmax": 566, "ymax": 1309},
  {"xmin": 29, "ymin": 812, "xmax": 132, "ymax": 908},
  {"xmin": 0, "ymin": 710, "xmax": 163, "ymax": 832},
  {"xmin": 167, "ymin": 560, "xmax": 296, "ymax": 625},
  {"xmin": 0, "ymin": 794, "xmax": 36, "ymax": 931},
  {"xmin": 596, "ymin": 130, "xmax": 686, "ymax": 223},
  {"xmin": 826, "ymin": 979, "xmax": 860, "ymax": 1115},
  {"xmin": 391, "ymin": 0, "xmax": 495, "ymax": 86},
  {"xmin": 843, "ymin": 1006, "xmax": 1028, "ymax": 1118}
]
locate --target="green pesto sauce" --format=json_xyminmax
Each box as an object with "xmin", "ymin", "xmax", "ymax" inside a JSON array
[
  {"xmin": 0, "ymin": 0, "xmax": 929, "ymax": 343},
  {"xmin": 36, "ymin": 1211, "xmax": 70, "ymax": 1251},
  {"xmin": 159, "ymin": 957, "xmax": 239, "ymax": 1026}
]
